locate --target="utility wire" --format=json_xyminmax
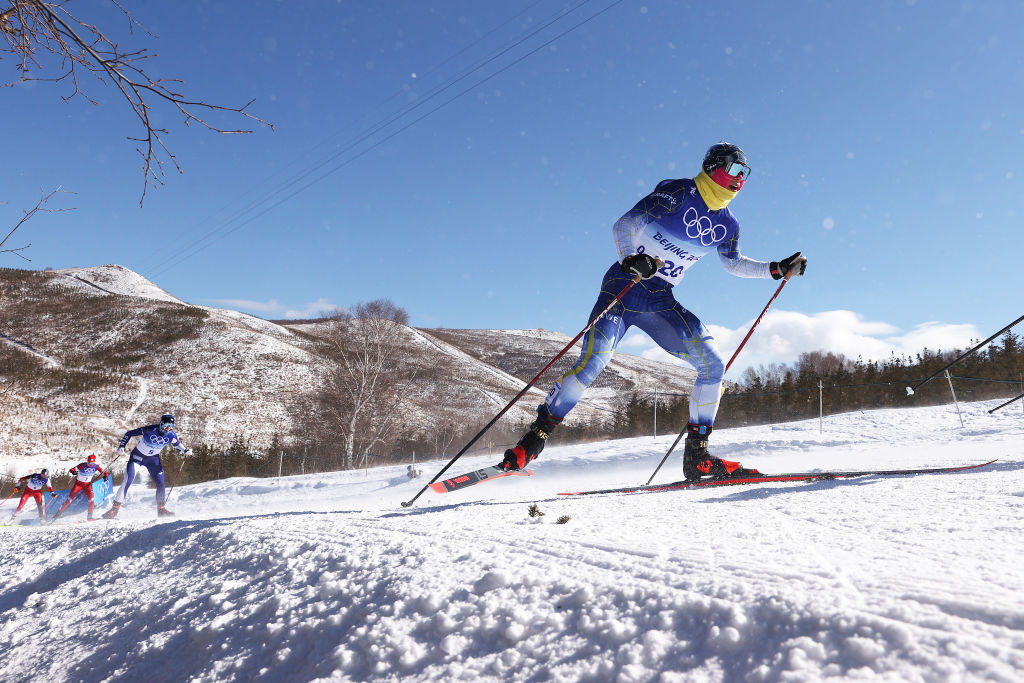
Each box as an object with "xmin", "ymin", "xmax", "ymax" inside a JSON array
[
  {"xmin": 142, "ymin": 0, "xmax": 551, "ymax": 277},
  {"xmin": 149, "ymin": 0, "xmax": 601, "ymax": 277},
  {"xmin": 147, "ymin": 0, "xmax": 618, "ymax": 279}
]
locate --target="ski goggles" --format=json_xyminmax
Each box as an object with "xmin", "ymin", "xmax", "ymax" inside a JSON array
[
  {"xmin": 723, "ymin": 161, "xmax": 751, "ymax": 178},
  {"xmin": 159, "ymin": 422, "xmax": 174, "ymax": 432}
]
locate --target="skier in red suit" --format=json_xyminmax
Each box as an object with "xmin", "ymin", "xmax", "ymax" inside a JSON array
[
  {"xmin": 55, "ymin": 454, "xmax": 110, "ymax": 520},
  {"xmin": 8, "ymin": 470, "xmax": 56, "ymax": 523}
]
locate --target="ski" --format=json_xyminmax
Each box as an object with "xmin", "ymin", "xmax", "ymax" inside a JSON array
[
  {"xmin": 557, "ymin": 459, "xmax": 997, "ymax": 497},
  {"xmin": 429, "ymin": 465, "xmax": 533, "ymax": 494}
]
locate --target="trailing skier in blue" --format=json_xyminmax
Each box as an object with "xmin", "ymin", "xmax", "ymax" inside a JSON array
[
  {"xmin": 499, "ymin": 142, "xmax": 808, "ymax": 480},
  {"xmin": 103, "ymin": 413, "xmax": 192, "ymax": 518}
]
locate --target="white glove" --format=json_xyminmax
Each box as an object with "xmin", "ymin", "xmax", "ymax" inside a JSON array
[
  {"xmin": 117, "ymin": 447, "xmax": 125, "ymax": 456},
  {"xmin": 184, "ymin": 448, "xmax": 194, "ymax": 456}
]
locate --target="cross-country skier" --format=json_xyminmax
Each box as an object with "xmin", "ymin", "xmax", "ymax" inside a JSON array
[
  {"xmin": 8, "ymin": 469, "xmax": 56, "ymax": 522},
  {"xmin": 54, "ymin": 454, "xmax": 110, "ymax": 521},
  {"xmin": 498, "ymin": 142, "xmax": 807, "ymax": 480},
  {"xmin": 103, "ymin": 413, "xmax": 192, "ymax": 518}
]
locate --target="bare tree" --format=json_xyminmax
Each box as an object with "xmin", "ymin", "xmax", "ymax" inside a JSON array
[
  {"xmin": 1, "ymin": 186, "xmax": 73, "ymax": 261},
  {"xmin": 795, "ymin": 350, "xmax": 853, "ymax": 377},
  {"xmin": 315, "ymin": 300, "xmax": 415, "ymax": 470},
  {"xmin": 1, "ymin": 0, "xmax": 271, "ymax": 204},
  {"xmin": 431, "ymin": 410, "xmax": 461, "ymax": 460}
]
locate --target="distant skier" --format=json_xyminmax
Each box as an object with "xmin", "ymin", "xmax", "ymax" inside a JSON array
[
  {"xmin": 103, "ymin": 413, "xmax": 192, "ymax": 519},
  {"xmin": 54, "ymin": 454, "xmax": 110, "ymax": 521},
  {"xmin": 499, "ymin": 142, "xmax": 807, "ymax": 480},
  {"xmin": 8, "ymin": 469, "xmax": 56, "ymax": 522}
]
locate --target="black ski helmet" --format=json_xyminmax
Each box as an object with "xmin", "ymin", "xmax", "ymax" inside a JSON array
[
  {"xmin": 40, "ymin": 468, "xmax": 49, "ymax": 478},
  {"xmin": 702, "ymin": 142, "xmax": 750, "ymax": 176},
  {"xmin": 159, "ymin": 413, "xmax": 175, "ymax": 433}
]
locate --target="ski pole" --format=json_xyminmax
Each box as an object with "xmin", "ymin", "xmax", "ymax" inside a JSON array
[
  {"xmin": 0, "ymin": 488, "xmax": 17, "ymax": 509},
  {"xmin": 49, "ymin": 498, "xmax": 71, "ymax": 523},
  {"xmin": 42, "ymin": 491, "xmax": 60, "ymax": 518},
  {"xmin": 645, "ymin": 277, "xmax": 790, "ymax": 485},
  {"xmin": 403, "ymin": 274, "xmax": 645, "ymax": 508},
  {"xmin": 104, "ymin": 449, "xmax": 128, "ymax": 474},
  {"xmin": 164, "ymin": 451, "xmax": 190, "ymax": 504},
  {"xmin": 905, "ymin": 313, "xmax": 1024, "ymax": 396},
  {"xmin": 988, "ymin": 391, "xmax": 1024, "ymax": 414}
]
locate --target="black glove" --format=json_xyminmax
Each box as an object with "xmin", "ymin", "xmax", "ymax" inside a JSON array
[
  {"xmin": 770, "ymin": 251, "xmax": 807, "ymax": 280},
  {"xmin": 620, "ymin": 253, "xmax": 660, "ymax": 280}
]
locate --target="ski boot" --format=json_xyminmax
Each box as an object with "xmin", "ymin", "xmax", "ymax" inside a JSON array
[
  {"xmin": 157, "ymin": 505, "xmax": 174, "ymax": 518},
  {"xmin": 682, "ymin": 423, "xmax": 759, "ymax": 481},
  {"xmin": 499, "ymin": 404, "xmax": 563, "ymax": 472},
  {"xmin": 102, "ymin": 501, "xmax": 121, "ymax": 519}
]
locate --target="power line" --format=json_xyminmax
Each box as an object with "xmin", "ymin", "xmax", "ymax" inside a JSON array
[
  {"xmin": 142, "ymin": 0, "xmax": 554, "ymax": 277},
  {"xmin": 146, "ymin": 0, "xmax": 620, "ymax": 279}
]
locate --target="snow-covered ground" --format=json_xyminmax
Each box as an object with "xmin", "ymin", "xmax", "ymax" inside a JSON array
[{"xmin": 2, "ymin": 399, "xmax": 1022, "ymax": 682}]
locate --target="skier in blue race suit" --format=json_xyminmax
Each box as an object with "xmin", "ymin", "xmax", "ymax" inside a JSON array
[
  {"xmin": 498, "ymin": 142, "xmax": 807, "ymax": 481},
  {"xmin": 103, "ymin": 413, "xmax": 191, "ymax": 518}
]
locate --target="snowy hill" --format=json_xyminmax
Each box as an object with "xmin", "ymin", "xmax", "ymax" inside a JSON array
[
  {"xmin": 52, "ymin": 264, "xmax": 185, "ymax": 303},
  {"xmin": 0, "ymin": 265, "xmax": 701, "ymax": 472},
  {"xmin": 2, "ymin": 399, "xmax": 1021, "ymax": 681}
]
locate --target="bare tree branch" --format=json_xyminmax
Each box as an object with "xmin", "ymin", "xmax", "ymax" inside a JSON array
[
  {"xmin": 1, "ymin": 0, "xmax": 273, "ymax": 204},
  {"xmin": 1, "ymin": 186, "xmax": 74, "ymax": 261}
]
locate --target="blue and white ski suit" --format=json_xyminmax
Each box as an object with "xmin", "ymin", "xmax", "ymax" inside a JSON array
[
  {"xmin": 543, "ymin": 177, "xmax": 775, "ymax": 427},
  {"xmin": 114, "ymin": 425, "xmax": 188, "ymax": 506}
]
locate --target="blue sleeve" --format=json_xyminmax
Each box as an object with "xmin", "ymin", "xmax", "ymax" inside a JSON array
[
  {"xmin": 716, "ymin": 224, "xmax": 772, "ymax": 279},
  {"xmin": 119, "ymin": 427, "xmax": 144, "ymax": 449},
  {"xmin": 170, "ymin": 432, "xmax": 187, "ymax": 452}
]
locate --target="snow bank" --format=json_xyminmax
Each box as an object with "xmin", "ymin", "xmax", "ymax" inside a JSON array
[{"xmin": 1, "ymin": 399, "xmax": 1022, "ymax": 681}]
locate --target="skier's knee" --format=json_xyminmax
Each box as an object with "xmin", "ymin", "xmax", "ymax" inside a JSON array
[{"xmin": 699, "ymin": 350, "xmax": 725, "ymax": 383}]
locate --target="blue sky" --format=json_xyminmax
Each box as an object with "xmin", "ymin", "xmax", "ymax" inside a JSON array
[{"xmin": 5, "ymin": 1, "xmax": 1023, "ymax": 374}]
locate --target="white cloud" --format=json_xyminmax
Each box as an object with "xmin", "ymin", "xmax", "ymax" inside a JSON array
[
  {"xmin": 622, "ymin": 309, "xmax": 981, "ymax": 377},
  {"xmin": 206, "ymin": 297, "xmax": 338, "ymax": 320}
]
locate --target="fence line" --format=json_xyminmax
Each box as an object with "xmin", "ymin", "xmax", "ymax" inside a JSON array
[
  {"xmin": 638, "ymin": 375, "xmax": 1024, "ymax": 401},
  {"xmin": 634, "ymin": 374, "xmax": 1023, "ymax": 437}
]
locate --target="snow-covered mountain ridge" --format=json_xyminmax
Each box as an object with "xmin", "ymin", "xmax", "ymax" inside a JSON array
[{"xmin": 1, "ymin": 265, "xmax": 702, "ymax": 472}]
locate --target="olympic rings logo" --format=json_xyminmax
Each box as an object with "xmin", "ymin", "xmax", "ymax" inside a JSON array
[
  {"xmin": 149, "ymin": 435, "xmax": 171, "ymax": 446},
  {"xmin": 683, "ymin": 207, "xmax": 727, "ymax": 246}
]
